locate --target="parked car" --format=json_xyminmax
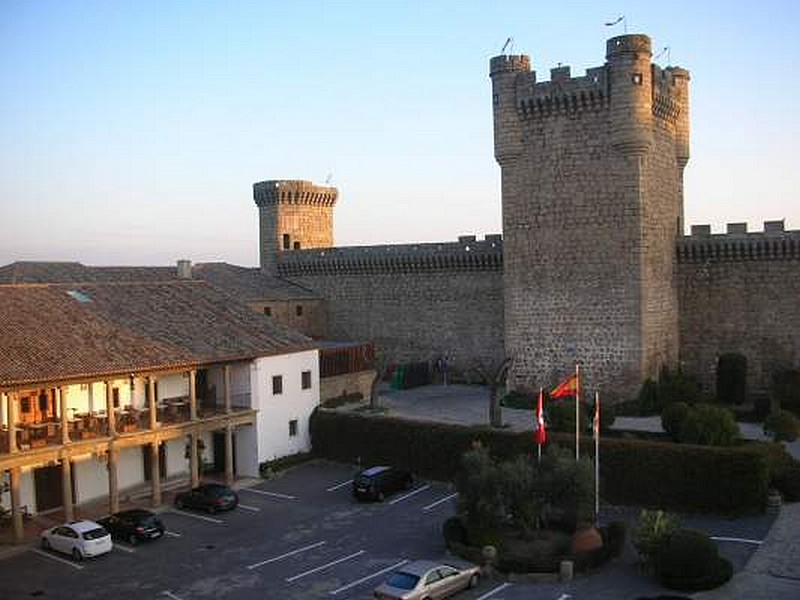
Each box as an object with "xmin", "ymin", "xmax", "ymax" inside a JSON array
[
  {"xmin": 353, "ymin": 465, "xmax": 413, "ymax": 502},
  {"xmin": 373, "ymin": 560, "xmax": 480, "ymax": 600},
  {"xmin": 98, "ymin": 508, "xmax": 164, "ymax": 545},
  {"xmin": 174, "ymin": 483, "xmax": 239, "ymax": 513},
  {"xmin": 40, "ymin": 520, "xmax": 113, "ymax": 561}
]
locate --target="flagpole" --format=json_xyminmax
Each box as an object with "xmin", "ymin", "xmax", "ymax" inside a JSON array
[
  {"xmin": 594, "ymin": 390, "xmax": 600, "ymax": 525},
  {"xmin": 575, "ymin": 363, "xmax": 580, "ymax": 461}
]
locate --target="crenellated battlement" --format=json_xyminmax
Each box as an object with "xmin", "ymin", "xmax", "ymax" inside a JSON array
[
  {"xmin": 516, "ymin": 66, "xmax": 610, "ymax": 119},
  {"xmin": 677, "ymin": 221, "xmax": 800, "ymax": 262},
  {"xmin": 277, "ymin": 235, "xmax": 503, "ymax": 277},
  {"xmin": 253, "ymin": 180, "xmax": 338, "ymax": 208}
]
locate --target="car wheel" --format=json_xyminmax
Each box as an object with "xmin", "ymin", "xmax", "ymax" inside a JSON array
[
  {"xmin": 71, "ymin": 548, "xmax": 83, "ymax": 561},
  {"xmin": 41, "ymin": 538, "xmax": 50, "ymax": 551},
  {"xmin": 468, "ymin": 573, "xmax": 479, "ymax": 589},
  {"xmin": 128, "ymin": 534, "xmax": 138, "ymax": 546}
]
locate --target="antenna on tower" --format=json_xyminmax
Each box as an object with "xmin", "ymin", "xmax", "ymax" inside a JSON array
[
  {"xmin": 604, "ymin": 15, "xmax": 626, "ymax": 33},
  {"xmin": 501, "ymin": 37, "xmax": 514, "ymax": 55},
  {"xmin": 654, "ymin": 46, "xmax": 671, "ymax": 64}
]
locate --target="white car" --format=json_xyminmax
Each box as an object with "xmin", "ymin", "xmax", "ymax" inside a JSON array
[{"xmin": 40, "ymin": 520, "xmax": 113, "ymax": 560}]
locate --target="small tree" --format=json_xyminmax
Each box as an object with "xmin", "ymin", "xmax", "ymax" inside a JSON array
[
  {"xmin": 717, "ymin": 353, "xmax": 747, "ymax": 405},
  {"xmin": 771, "ymin": 368, "xmax": 800, "ymax": 417},
  {"xmin": 633, "ymin": 509, "xmax": 680, "ymax": 568},
  {"xmin": 455, "ymin": 443, "xmax": 504, "ymax": 544}
]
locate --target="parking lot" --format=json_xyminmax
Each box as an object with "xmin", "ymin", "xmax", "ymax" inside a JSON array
[{"xmin": 0, "ymin": 459, "xmax": 773, "ymax": 600}]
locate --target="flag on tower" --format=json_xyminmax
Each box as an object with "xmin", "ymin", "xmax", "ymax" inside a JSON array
[{"xmin": 533, "ymin": 389, "xmax": 547, "ymax": 445}]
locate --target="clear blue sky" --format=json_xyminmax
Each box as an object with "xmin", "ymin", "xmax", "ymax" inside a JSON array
[{"xmin": 1, "ymin": 0, "xmax": 798, "ymax": 266}]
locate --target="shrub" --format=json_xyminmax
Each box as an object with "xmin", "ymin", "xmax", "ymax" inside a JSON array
[
  {"xmin": 661, "ymin": 402, "xmax": 690, "ymax": 441},
  {"xmin": 602, "ymin": 520, "xmax": 627, "ymax": 558},
  {"xmin": 753, "ymin": 393, "xmax": 773, "ymax": 419},
  {"xmin": 677, "ymin": 404, "xmax": 740, "ymax": 446},
  {"xmin": 442, "ymin": 516, "xmax": 468, "ymax": 546},
  {"xmin": 717, "ymin": 353, "xmax": 747, "ymax": 405},
  {"xmin": 454, "ymin": 443, "xmax": 504, "ymax": 544},
  {"xmin": 632, "ymin": 510, "xmax": 680, "ymax": 566},
  {"xmin": 311, "ymin": 409, "xmax": 770, "ymax": 513},
  {"xmin": 654, "ymin": 529, "xmax": 733, "ymax": 591},
  {"xmin": 771, "ymin": 368, "xmax": 800, "ymax": 417},
  {"xmin": 764, "ymin": 410, "xmax": 800, "ymax": 442},
  {"xmin": 637, "ymin": 368, "xmax": 702, "ymax": 414},
  {"xmin": 258, "ymin": 451, "xmax": 313, "ymax": 477},
  {"xmin": 771, "ymin": 461, "xmax": 800, "ymax": 502}
]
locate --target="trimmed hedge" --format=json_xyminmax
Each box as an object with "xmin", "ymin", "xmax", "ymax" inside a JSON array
[
  {"xmin": 310, "ymin": 409, "xmax": 769, "ymax": 514},
  {"xmin": 655, "ymin": 529, "xmax": 733, "ymax": 591}
]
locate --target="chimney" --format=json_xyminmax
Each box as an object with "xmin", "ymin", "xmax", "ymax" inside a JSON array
[{"xmin": 176, "ymin": 259, "xmax": 192, "ymax": 279}]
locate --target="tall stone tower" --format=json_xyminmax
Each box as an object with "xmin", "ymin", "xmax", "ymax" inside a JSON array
[
  {"xmin": 253, "ymin": 179, "xmax": 338, "ymax": 273},
  {"xmin": 491, "ymin": 34, "xmax": 691, "ymax": 398}
]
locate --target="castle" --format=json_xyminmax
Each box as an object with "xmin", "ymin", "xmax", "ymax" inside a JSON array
[{"xmin": 253, "ymin": 33, "xmax": 800, "ymax": 400}]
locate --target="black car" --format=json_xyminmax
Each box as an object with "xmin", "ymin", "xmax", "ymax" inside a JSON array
[
  {"xmin": 174, "ymin": 483, "xmax": 239, "ymax": 513},
  {"xmin": 98, "ymin": 509, "xmax": 164, "ymax": 545},
  {"xmin": 353, "ymin": 466, "xmax": 413, "ymax": 501}
]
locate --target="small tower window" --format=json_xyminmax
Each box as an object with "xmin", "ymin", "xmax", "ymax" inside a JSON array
[
  {"xmin": 264, "ymin": 306, "xmax": 271, "ymax": 316},
  {"xmin": 272, "ymin": 375, "xmax": 283, "ymax": 395},
  {"xmin": 296, "ymin": 305, "xmax": 303, "ymax": 317},
  {"xmin": 631, "ymin": 73, "xmax": 643, "ymax": 85},
  {"xmin": 282, "ymin": 234, "xmax": 291, "ymax": 250},
  {"xmin": 293, "ymin": 241, "xmax": 301, "ymax": 250}
]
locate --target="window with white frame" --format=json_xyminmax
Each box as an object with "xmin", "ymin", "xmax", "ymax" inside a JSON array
[{"xmin": 289, "ymin": 419, "xmax": 298, "ymax": 437}]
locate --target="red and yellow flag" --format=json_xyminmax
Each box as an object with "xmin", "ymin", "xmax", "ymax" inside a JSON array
[{"xmin": 550, "ymin": 373, "xmax": 578, "ymax": 399}]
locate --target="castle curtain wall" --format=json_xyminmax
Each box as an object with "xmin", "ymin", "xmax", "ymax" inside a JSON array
[{"xmin": 678, "ymin": 232, "xmax": 800, "ymax": 394}]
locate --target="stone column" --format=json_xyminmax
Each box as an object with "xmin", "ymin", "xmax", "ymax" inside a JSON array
[
  {"xmin": 189, "ymin": 432, "xmax": 199, "ymax": 488},
  {"xmin": 107, "ymin": 446, "xmax": 119, "ymax": 514},
  {"xmin": 189, "ymin": 370, "xmax": 197, "ymax": 421},
  {"xmin": 8, "ymin": 392, "xmax": 18, "ymax": 453},
  {"xmin": 224, "ymin": 365, "xmax": 232, "ymax": 414},
  {"xmin": 61, "ymin": 459, "xmax": 74, "ymax": 522},
  {"xmin": 150, "ymin": 442, "xmax": 162, "ymax": 507},
  {"xmin": 10, "ymin": 467, "xmax": 24, "ymax": 543},
  {"xmin": 225, "ymin": 424, "xmax": 234, "ymax": 485},
  {"xmin": 148, "ymin": 377, "xmax": 157, "ymax": 430},
  {"xmin": 59, "ymin": 387, "xmax": 70, "ymax": 445},
  {"xmin": 105, "ymin": 382, "xmax": 116, "ymax": 437}
]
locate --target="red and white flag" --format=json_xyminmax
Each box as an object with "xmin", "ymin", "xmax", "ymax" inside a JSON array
[{"xmin": 533, "ymin": 388, "xmax": 547, "ymax": 445}]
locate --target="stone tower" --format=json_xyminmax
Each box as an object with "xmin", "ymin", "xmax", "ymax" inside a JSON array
[
  {"xmin": 253, "ymin": 179, "xmax": 338, "ymax": 272},
  {"xmin": 491, "ymin": 34, "xmax": 691, "ymax": 398}
]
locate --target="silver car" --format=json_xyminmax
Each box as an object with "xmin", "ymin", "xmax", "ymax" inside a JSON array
[{"xmin": 373, "ymin": 560, "xmax": 480, "ymax": 600}]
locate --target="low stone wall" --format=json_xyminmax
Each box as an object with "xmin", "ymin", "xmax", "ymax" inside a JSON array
[{"xmin": 320, "ymin": 370, "xmax": 376, "ymax": 403}]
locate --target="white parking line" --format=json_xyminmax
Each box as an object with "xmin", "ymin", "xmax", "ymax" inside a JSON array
[
  {"xmin": 161, "ymin": 592, "xmax": 183, "ymax": 600},
  {"xmin": 285, "ymin": 550, "xmax": 366, "ymax": 583},
  {"xmin": 388, "ymin": 484, "xmax": 431, "ymax": 505},
  {"xmin": 475, "ymin": 582, "xmax": 512, "ymax": 600},
  {"xmin": 239, "ymin": 488, "xmax": 296, "ymax": 500},
  {"xmin": 169, "ymin": 509, "xmax": 223, "ymax": 524},
  {"xmin": 422, "ymin": 492, "xmax": 459, "ymax": 511},
  {"xmin": 165, "ymin": 531, "xmax": 182, "ymax": 538},
  {"xmin": 246, "ymin": 540, "xmax": 327, "ymax": 570},
  {"xmin": 556, "ymin": 594, "xmax": 572, "ymax": 600},
  {"xmin": 113, "ymin": 543, "xmax": 136, "ymax": 553},
  {"xmin": 326, "ymin": 479, "xmax": 352, "ymax": 492},
  {"xmin": 329, "ymin": 559, "xmax": 409, "ymax": 595},
  {"xmin": 710, "ymin": 536, "xmax": 763, "ymax": 545},
  {"xmin": 32, "ymin": 549, "xmax": 84, "ymax": 570},
  {"xmin": 237, "ymin": 503, "xmax": 261, "ymax": 512}
]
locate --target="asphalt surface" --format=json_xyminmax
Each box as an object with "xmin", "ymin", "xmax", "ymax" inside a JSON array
[{"xmin": 0, "ymin": 459, "xmax": 778, "ymax": 600}]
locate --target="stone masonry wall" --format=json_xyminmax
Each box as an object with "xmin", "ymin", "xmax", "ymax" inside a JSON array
[
  {"xmin": 678, "ymin": 227, "xmax": 800, "ymax": 395},
  {"xmin": 279, "ymin": 239, "xmax": 504, "ymax": 375}
]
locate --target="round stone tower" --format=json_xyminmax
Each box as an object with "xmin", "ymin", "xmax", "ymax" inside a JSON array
[
  {"xmin": 607, "ymin": 34, "xmax": 653, "ymax": 155},
  {"xmin": 253, "ymin": 179, "xmax": 338, "ymax": 273}
]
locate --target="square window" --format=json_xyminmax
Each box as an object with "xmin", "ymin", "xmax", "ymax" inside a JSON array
[
  {"xmin": 293, "ymin": 241, "xmax": 301, "ymax": 250},
  {"xmin": 295, "ymin": 305, "xmax": 303, "ymax": 317},
  {"xmin": 282, "ymin": 234, "xmax": 291, "ymax": 250},
  {"xmin": 264, "ymin": 306, "xmax": 271, "ymax": 316},
  {"xmin": 301, "ymin": 370, "xmax": 312, "ymax": 390},
  {"xmin": 289, "ymin": 419, "xmax": 298, "ymax": 437},
  {"xmin": 272, "ymin": 375, "xmax": 283, "ymax": 395},
  {"xmin": 631, "ymin": 72, "xmax": 643, "ymax": 85}
]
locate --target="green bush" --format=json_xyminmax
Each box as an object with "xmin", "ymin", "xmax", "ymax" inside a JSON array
[
  {"xmin": 637, "ymin": 367, "xmax": 702, "ymax": 414},
  {"xmin": 677, "ymin": 404, "xmax": 740, "ymax": 446},
  {"xmin": 632, "ymin": 509, "xmax": 680, "ymax": 566},
  {"xmin": 717, "ymin": 353, "xmax": 747, "ymax": 405},
  {"xmin": 311, "ymin": 409, "xmax": 770, "ymax": 513},
  {"xmin": 602, "ymin": 520, "xmax": 627, "ymax": 558},
  {"xmin": 654, "ymin": 529, "xmax": 733, "ymax": 591},
  {"xmin": 771, "ymin": 368, "xmax": 800, "ymax": 417},
  {"xmin": 764, "ymin": 410, "xmax": 800, "ymax": 442},
  {"xmin": 661, "ymin": 402, "xmax": 690, "ymax": 440},
  {"xmin": 771, "ymin": 461, "xmax": 800, "ymax": 502}
]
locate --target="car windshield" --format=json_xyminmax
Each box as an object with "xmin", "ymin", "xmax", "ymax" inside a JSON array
[
  {"xmin": 386, "ymin": 572, "xmax": 420, "ymax": 590},
  {"xmin": 82, "ymin": 527, "xmax": 108, "ymax": 540},
  {"xmin": 354, "ymin": 475, "xmax": 373, "ymax": 486},
  {"xmin": 139, "ymin": 516, "xmax": 160, "ymax": 527}
]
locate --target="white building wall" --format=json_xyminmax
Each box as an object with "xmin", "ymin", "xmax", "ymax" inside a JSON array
[
  {"xmin": 235, "ymin": 425, "xmax": 259, "ymax": 478},
  {"xmin": 0, "ymin": 468, "xmax": 36, "ymax": 513},
  {"xmin": 118, "ymin": 447, "xmax": 144, "ymax": 491},
  {"xmin": 165, "ymin": 438, "xmax": 187, "ymax": 477},
  {"xmin": 250, "ymin": 349, "xmax": 319, "ymax": 464},
  {"xmin": 158, "ymin": 374, "xmax": 188, "ymax": 401},
  {"xmin": 73, "ymin": 454, "xmax": 108, "ymax": 505}
]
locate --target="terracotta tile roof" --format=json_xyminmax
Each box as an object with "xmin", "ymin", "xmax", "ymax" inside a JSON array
[
  {"xmin": 0, "ymin": 281, "xmax": 314, "ymax": 388},
  {"xmin": 0, "ymin": 260, "xmax": 318, "ymax": 300}
]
